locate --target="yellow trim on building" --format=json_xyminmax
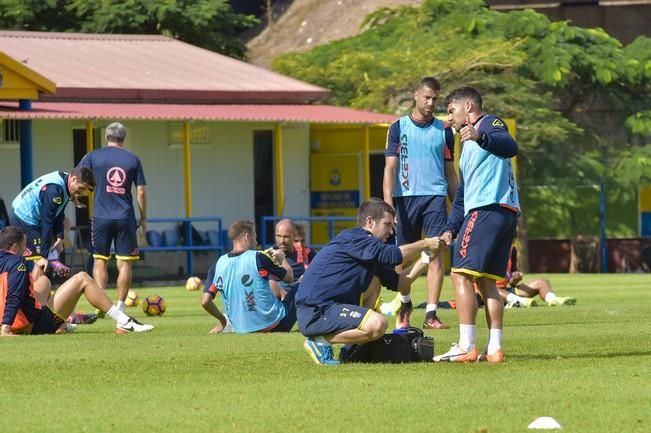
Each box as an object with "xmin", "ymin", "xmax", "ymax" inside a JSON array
[{"xmin": 0, "ymin": 51, "xmax": 56, "ymax": 99}]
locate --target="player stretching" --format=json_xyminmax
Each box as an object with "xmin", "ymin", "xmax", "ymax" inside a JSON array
[
  {"xmin": 78, "ymin": 122, "xmax": 147, "ymax": 311},
  {"xmin": 434, "ymin": 87, "xmax": 519, "ymax": 363}
]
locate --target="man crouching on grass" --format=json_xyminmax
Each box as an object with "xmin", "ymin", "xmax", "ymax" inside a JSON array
[
  {"xmin": 295, "ymin": 198, "xmax": 444, "ymax": 365},
  {"xmin": 0, "ymin": 226, "xmax": 153, "ymax": 336}
]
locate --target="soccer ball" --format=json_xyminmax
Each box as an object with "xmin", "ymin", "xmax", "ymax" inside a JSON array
[
  {"xmin": 125, "ymin": 290, "xmax": 139, "ymax": 307},
  {"xmin": 185, "ymin": 276, "xmax": 202, "ymax": 291},
  {"xmin": 142, "ymin": 294, "xmax": 167, "ymax": 316}
]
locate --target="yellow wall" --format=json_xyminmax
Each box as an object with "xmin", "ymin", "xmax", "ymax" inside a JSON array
[{"xmin": 0, "ymin": 52, "xmax": 55, "ymax": 99}]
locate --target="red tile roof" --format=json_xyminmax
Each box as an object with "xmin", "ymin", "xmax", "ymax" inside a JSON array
[
  {"xmin": 0, "ymin": 31, "xmax": 329, "ymax": 103},
  {"xmin": 0, "ymin": 102, "xmax": 396, "ymax": 124}
]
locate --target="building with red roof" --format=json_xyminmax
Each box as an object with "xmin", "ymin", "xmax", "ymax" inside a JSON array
[{"xmin": 0, "ymin": 31, "xmax": 395, "ymax": 275}]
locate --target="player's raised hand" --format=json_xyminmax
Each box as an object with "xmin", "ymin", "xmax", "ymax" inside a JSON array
[{"xmin": 460, "ymin": 114, "xmax": 479, "ymax": 143}]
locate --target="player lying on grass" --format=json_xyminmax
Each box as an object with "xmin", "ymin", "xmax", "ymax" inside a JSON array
[
  {"xmin": 0, "ymin": 226, "xmax": 153, "ymax": 336},
  {"xmin": 498, "ymin": 245, "xmax": 576, "ymax": 308},
  {"xmin": 201, "ymin": 220, "xmax": 296, "ymax": 334},
  {"xmin": 295, "ymin": 198, "xmax": 443, "ymax": 365}
]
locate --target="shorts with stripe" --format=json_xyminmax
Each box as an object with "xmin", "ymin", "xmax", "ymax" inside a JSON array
[
  {"xmin": 91, "ymin": 216, "xmax": 140, "ymax": 261},
  {"xmin": 452, "ymin": 205, "xmax": 518, "ymax": 281},
  {"xmin": 31, "ymin": 306, "xmax": 65, "ymax": 335},
  {"xmin": 297, "ymin": 303, "xmax": 370, "ymax": 337}
]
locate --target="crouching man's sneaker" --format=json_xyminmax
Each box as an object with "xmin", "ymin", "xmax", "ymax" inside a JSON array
[
  {"xmin": 116, "ymin": 317, "xmax": 154, "ymax": 334},
  {"xmin": 303, "ymin": 338, "xmax": 340, "ymax": 365},
  {"xmin": 477, "ymin": 348, "xmax": 505, "ymax": 363},
  {"xmin": 548, "ymin": 296, "xmax": 576, "ymax": 306},
  {"xmin": 433, "ymin": 343, "xmax": 478, "ymax": 363}
]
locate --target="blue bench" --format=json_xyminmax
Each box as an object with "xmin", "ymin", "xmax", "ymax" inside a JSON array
[{"xmin": 140, "ymin": 216, "xmax": 225, "ymax": 275}]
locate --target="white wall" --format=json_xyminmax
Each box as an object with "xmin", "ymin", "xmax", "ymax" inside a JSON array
[{"xmin": 0, "ymin": 119, "xmax": 311, "ymax": 234}]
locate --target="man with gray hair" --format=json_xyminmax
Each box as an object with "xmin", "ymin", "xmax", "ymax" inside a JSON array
[{"xmin": 78, "ymin": 122, "xmax": 147, "ymax": 311}]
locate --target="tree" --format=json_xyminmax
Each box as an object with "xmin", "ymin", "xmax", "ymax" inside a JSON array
[
  {"xmin": 0, "ymin": 0, "xmax": 258, "ymax": 59},
  {"xmin": 273, "ymin": 0, "xmax": 651, "ymax": 246}
]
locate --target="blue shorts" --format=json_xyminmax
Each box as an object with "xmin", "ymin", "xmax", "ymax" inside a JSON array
[
  {"xmin": 31, "ymin": 306, "xmax": 64, "ymax": 335},
  {"xmin": 452, "ymin": 205, "xmax": 518, "ymax": 281},
  {"xmin": 10, "ymin": 215, "xmax": 44, "ymax": 260},
  {"xmin": 271, "ymin": 286, "xmax": 298, "ymax": 332},
  {"xmin": 91, "ymin": 217, "xmax": 140, "ymax": 261},
  {"xmin": 297, "ymin": 303, "xmax": 371, "ymax": 337},
  {"xmin": 394, "ymin": 195, "xmax": 447, "ymax": 244}
]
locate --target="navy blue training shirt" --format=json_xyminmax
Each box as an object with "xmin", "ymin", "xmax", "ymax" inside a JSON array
[
  {"xmin": 78, "ymin": 146, "xmax": 146, "ymax": 220},
  {"xmin": 295, "ymin": 227, "xmax": 403, "ymax": 307}
]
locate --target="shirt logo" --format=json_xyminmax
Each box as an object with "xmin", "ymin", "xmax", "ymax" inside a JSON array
[
  {"xmin": 17, "ymin": 263, "xmax": 27, "ymax": 272},
  {"xmin": 399, "ymin": 134, "xmax": 409, "ymax": 191},
  {"xmin": 241, "ymin": 274, "xmax": 253, "ymax": 287},
  {"xmin": 245, "ymin": 290, "xmax": 256, "ymax": 311},
  {"xmin": 53, "ymin": 197, "xmax": 62, "ymax": 205},
  {"xmin": 492, "ymin": 119, "xmax": 504, "ymax": 127},
  {"xmin": 106, "ymin": 167, "xmax": 127, "ymax": 195},
  {"xmin": 215, "ymin": 276, "xmax": 224, "ymax": 291}
]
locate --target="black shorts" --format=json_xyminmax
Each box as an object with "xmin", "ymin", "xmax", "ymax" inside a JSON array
[
  {"xmin": 394, "ymin": 195, "xmax": 447, "ymax": 244},
  {"xmin": 31, "ymin": 306, "xmax": 64, "ymax": 335},
  {"xmin": 91, "ymin": 217, "xmax": 140, "ymax": 261},
  {"xmin": 297, "ymin": 303, "xmax": 371, "ymax": 337}
]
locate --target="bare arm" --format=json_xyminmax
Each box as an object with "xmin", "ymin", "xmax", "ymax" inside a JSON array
[
  {"xmin": 136, "ymin": 185, "xmax": 147, "ymax": 232},
  {"xmin": 444, "ymin": 160, "xmax": 458, "ymax": 202},
  {"xmin": 200, "ymin": 293, "xmax": 227, "ymax": 333},
  {"xmin": 396, "ymin": 258, "xmax": 429, "ymax": 294},
  {"xmin": 383, "ymin": 156, "xmax": 398, "ymax": 207},
  {"xmin": 398, "ymin": 237, "xmax": 443, "ymax": 264}
]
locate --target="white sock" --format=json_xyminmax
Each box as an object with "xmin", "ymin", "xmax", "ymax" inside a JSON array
[
  {"xmin": 106, "ymin": 305, "xmax": 130, "ymax": 325},
  {"xmin": 545, "ymin": 293, "xmax": 557, "ymax": 303},
  {"xmin": 116, "ymin": 300, "xmax": 126, "ymax": 312},
  {"xmin": 458, "ymin": 324, "xmax": 476, "ymax": 351},
  {"xmin": 314, "ymin": 336, "xmax": 331, "ymax": 346},
  {"xmin": 487, "ymin": 328, "xmax": 503, "ymax": 355},
  {"xmin": 426, "ymin": 303, "xmax": 438, "ymax": 313},
  {"xmin": 400, "ymin": 294, "xmax": 411, "ymax": 303}
]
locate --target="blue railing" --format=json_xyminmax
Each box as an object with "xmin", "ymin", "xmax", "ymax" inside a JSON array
[
  {"xmin": 260, "ymin": 215, "xmax": 356, "ymax": 249},
  {"xmin": 141, "ymin": 216, "xmax": 224, "ymax": 275}
]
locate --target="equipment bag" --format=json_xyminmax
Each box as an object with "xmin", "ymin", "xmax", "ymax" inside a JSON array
[{"xmin": 342, "ymin": 327, "xmax": 434, "ymax": 364}]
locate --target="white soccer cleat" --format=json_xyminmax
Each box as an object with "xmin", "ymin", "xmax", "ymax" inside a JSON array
[
  {"xmin": 379, "ymin": 294, "xmax": 401, "ymax": 316},
  {"xmin": 432, "ymin": 343, "xmax": 478, "ymax": 363},
  {"xmin": 548, "ymin": 296, "xmax": 576, "ymax": 306},
  {"xmin": 116, "ymin": 317, "xmax": 154, "ymax": 334}
]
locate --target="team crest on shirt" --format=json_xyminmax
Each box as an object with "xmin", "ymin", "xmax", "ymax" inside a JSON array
[
  {"xmin": 17, "ymin": 263, "xmax": 27, "ymax": 272},
  {"xmin": 215, "ymin": 276, "xmax": 224, "ymax": 291},
  {"xmin": 106, "ymin": 167, "xmax": 127, "ymax": 194},
  {"xmin": 53, "ymin": 196, "xmax": 62, "ymax": 204},
  {"xmin": 492, "ymin": 119, "xmax": 504, "ymax": 127}
]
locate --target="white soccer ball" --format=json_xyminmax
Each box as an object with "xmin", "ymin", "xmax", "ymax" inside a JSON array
[{"xmin": 185, "ymin": 276, "xmax": 202, "ymax": 291}]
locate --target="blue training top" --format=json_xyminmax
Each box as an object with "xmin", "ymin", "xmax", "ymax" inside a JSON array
[
  {"xmin": 78, "ymin": 146, "xmax": 146, "ymax": 220},
  {"xmin": 212, "ymin": 250, "xmax": 287, "ymax": 333},
  {"xmin": 446, "ymin": 114, "xmax": 520, "ymax": 236},
  {"xmin": 295, "ymin": 227, "xmax": 403, "ymax": 308},
  {"xmin": 385, "ymin": 115, "xmax": 454, "ymax": 197}
]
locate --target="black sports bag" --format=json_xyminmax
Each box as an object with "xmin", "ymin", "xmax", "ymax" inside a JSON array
[{"xmin": 341, "ymin": 327, "xmax": 434, "ymax": 364}]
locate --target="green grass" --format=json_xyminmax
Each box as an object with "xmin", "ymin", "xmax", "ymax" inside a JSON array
[{"xmin": 1, "ymin": 274, "xmax": 650, "ymax": 433}]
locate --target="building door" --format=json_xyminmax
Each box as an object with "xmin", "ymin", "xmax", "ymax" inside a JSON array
[
  {"xmin": 253, "ymin": 130, "xmax": 274, "ymax": 245},
  {"xmin": 72, "ymin": 128, "xmax": 100, "ymax": 249},
  {"xmin": 369, "ymin": 153, "xmax": 386, "ymax": 199}
]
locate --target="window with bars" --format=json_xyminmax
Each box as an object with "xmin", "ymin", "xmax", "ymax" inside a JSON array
[{"xmin": 1, "ymin": 119, "xmax": 20, "ymax": 144}]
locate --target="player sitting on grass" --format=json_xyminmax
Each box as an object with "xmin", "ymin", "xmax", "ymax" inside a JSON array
[
  {"xmin": 0, "ymin": 226, "xmax": 153, "ymax": 336},
  {"xmin": 269, "ymin": 219, "xmax": 316, "ymax": 296},
  {"xmin": 201, "ymin": 220, "xmax": 296, "ymax": 334},
  {"xmin": 295, "ymin": 198, "xmax": 443, "ymax": 365}
]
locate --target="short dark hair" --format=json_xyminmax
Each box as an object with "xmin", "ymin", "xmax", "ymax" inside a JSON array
[
  {"xmin": 69, "ymin": 167, "xmax": 96, "ymax": 191},
  {"xmin": 417, "ymin": 76, "xmax": 441, "ymax": 92},
  {"xmin": 0, "ymin": 226, "xmax": 25, "ymax": 250},
  {"xmin": 445, "ymin": 86, "xmax": 483, "ymax": 110},
  {"xmin": 294, "ymin": 222, "xmax": 306, "ymax": 238},
  {"xmin": 357, "ymin": 198, "xmax": 396, "ymax": 226},
  {"xmin": 228, "ymin": 220, "xmax": 255, "ymax": 242}
]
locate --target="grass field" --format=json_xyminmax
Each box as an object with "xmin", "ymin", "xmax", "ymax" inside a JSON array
[{"xmin": 1, "ymin": 274, "xmax": 649, "ymax": 433}]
